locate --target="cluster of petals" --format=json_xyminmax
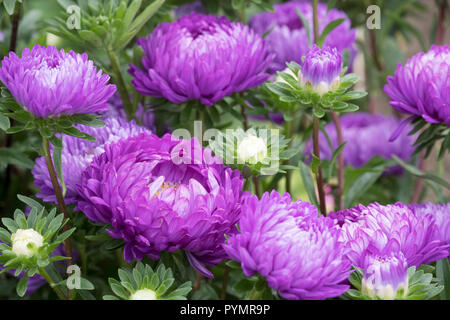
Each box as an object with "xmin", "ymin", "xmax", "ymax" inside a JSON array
[
  {"xmin": 224, "ymin": 191, "xmax": 352, "ymax": 300},
  {"xmin": 77, "ymin": 133, "xmax": 246, "ymax": 277}
]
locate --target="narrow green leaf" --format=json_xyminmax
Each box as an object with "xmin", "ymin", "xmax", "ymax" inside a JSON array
[
  {"xmin": 17, "ymin": 273, "xmax": 28, "ymax": 297},
  {"xmin": 436, "ymin": 259, "xmax": 450, "ymax": 300},
  {"xmin": 344, "ymin": 171, "xmax": 383, "ymax": 208},
  {"xmin": 296, "ymin": 8, "xmax": 311, "ymax": 47},
  {"xmin": 299, "ymin": 161, "xmax": 319, "ymax": 210},
  {"xmin": 317, "ymin": 18, "xmax": 345, "ymax": 48}
]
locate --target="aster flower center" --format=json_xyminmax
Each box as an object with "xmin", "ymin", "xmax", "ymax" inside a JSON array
[{"xmin": 152, "ymin": 182, "xmax": 179, "ymax": 199}]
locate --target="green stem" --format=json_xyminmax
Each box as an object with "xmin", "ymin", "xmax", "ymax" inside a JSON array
[
  {"xmin": 313, "ymin": 117, "xmax": 327, "ymax": 215},
  {"xmin": 39, "ymin": 267, "xmax": 67, "ymax": 300},
  {"xmin": 312, "ymin": 0, "xmax": 326, "ymax": 215},
  {"xmin": 106, "ymin": 49, "xmax": 135, "ymax": 120},
  {"xmin": 252, "ymin": 176, "xmax": 261, "ymax": 198},
  {"xmin": 42, "ymin": 138, "xmax": 73, "ymax": 299},
  {"xmin": 313, "ymin": 0, "xmax": 319, "ymax": 42},
  {"xmin": 220, "ymin": 265, "xmax": 230, "ymax": 300},
  {"xmin": 238, "ymin": 1, "xmax": 247, "ymax": 23},
  {"xmin": 283, "ymin": 120, "xmax": 292, "ymax": 194},
  {"xmin": 331, "ymin": 112, "xmax": 344, "ymax": 210}
]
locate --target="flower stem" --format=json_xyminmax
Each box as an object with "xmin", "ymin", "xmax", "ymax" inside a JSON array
[
  {"xmin": 331, "ymin": 112, "xmax": 344, "ymax": 210},
  {"xmin": 193, "ymin": 271, "xmax": 203, "ymax": 292},
  {"xmin": 106, "ymin": 49, "xmax": 135, "ymax": 121},
  {"xmin": 42, "ymin": 138, "xmax": 73, "ymax": 299},
  {"xmin": 313, "ymin": 0, "xmax": 319, "ymax": 42},
  {"xmin": 312, "ymin": 0, "xmax": 326, "ymax": 215},
  {"xmin": 436, "ymin": 0, "xmax": 448, "ymax": 46},
  {"xmin": 252, "ymin": 176, "xmax": 261, "ymax": 198},
  {"xmin": 3, "ymin": 2, "xmax": 23, "ymax": 201},
  {"xmin": 220, "ymin": 265, "xmax": 230, "ymax": 300},
  {"xmin": 39, "ymin": 267, "xmax": 67, "ymax": 300},
  {"xmin": 9, "ymin": 2, "xmax": 22, "ymax": 52},
  {"xmin": 313, "ymin": 117, "xmax": 327, "ymax": 215},
  {"xmin": 283, "ymin": 120, "xmax": 292, "ymax": 194}
]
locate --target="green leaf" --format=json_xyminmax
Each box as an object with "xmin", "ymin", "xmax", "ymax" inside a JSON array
[
  {"xmin": 52, "ymin": 142, "xmax": 67, "ymax": 197},
  {"xmin": 5, "ymin": 125, "xmax": 25, "ymax": 134},
  {"xmin": 3, "ymin": 0, "xmax": 16, "ymax": 15},
  {"xmin": 299, "ymin": 161, "xmax": 319, "ymax": 210},
  {"xmin": 17, "ymin": 195, "xmax": 43, "ymax": 212},
  {"xmin": 296, "ymin": 8, "xmax": 311, "ymax": 47},
  {"xmin": 62, "ymin": 127, "xmax": 96, "ymax": 141},
  {"xmin": 0, "ymin": 114, "xmax": 10, "ymax": 131},
  {"xmin": 339, "ymin": 91, "xmax": 368, "ymax": 101},
  {"xmin": 55, "ymin": 227, "xmax": 76, "ymax": 244},
  {"xmin": 344, "ymin": 170, "xmax": 383, "ymax": 208},
  {"xmin": 16, "ymin": 273, "xmax": 28, "ymax": 297},
  {"xmin": 436, "ymin": 259, "xmax": 450, "ymax": 300},
  {"xmin": 311, "ymin": 154, "xmax": 320, "ymax": 175},
  {"xmin": 123, "ymin": 0, "xmax": 142, "ymax": 27},
  {"xmin": 109, "ymin": 278, "xmax": 129, "ymax": 299},
  {"xmin": 79, "ymin": 30, "xmax": 103, "ymax": 46},
  {"xmin": 121, "ymin": 0, "xmax": 165, "ymax": 49},
  {"xmin": 392, "ymin": 155, "xmax": 450, "ymax": 190},
  {"xmin": 328, "ymin": 142, "xmax": 347, "ymax": 179},
  {"xmin": 0, "ymin": 227, "xmax": 11, "ymax": 244},
  {"xmin": 317, "ymin": 18, "xmax": 345, "ymax": 48},
  {"xmin": 79, "ymin": 278, "xmax": 95, "ymax": 290},
  {"xmin": 0, "ymin": 148, "xmax": 34, "ymax": 169},
  {"xmin": 2, "ymin": 217, "xmax": 18, "ymax": 233}
]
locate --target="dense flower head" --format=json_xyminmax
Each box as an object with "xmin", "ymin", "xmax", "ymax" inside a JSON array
[
  {"xmin": 299, "ymin": 45, "xmax": 342, "ymax": 94},
  {"xmin": 129, "ymin": 13, "xmax": 273, "ymax": 106},
  {"xmin": 361, "ymin": 250, "xmax": 409, "ymax": 300},
  {"xmin": 32, "ymin": 117, "xmax": 149, "ymax": 205},
  {"xmin": 249, "ymin": 1, "xmax": 356, "ymax": 73},
  {"xmin": 409, "ymin": 202, "xmax": 450, "ymax": 257},
  {"xmin": 224, "ymin": 191, "xmax": 352, "ymax": 300},
  {"xmin": 384, "ymin": 45, "xmax": 450, "ymax": 125},
  {"xmin": 0, "ymin": 44, "xmax": 116, "ymax": 118},
  {"xmin": 77, "ymin": 133, "xmax": 246, "ymax": 277},
  {"xmin": 304, "ymin": 113, "xmax": 415, "ymax": 171},
  {"xmin": 331, "ymin": 202, "xmax": 449, "ymax": 269}
]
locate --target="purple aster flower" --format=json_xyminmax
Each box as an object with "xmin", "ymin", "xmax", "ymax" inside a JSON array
[
  {"xmin": 0, "ymin": 44, "xmax": 116, "ymax": 118},
  {"xmin": 409, "ymin": 202, "xmax": 450, "ymax": 257},
  {"xmin": 384, "ymin": 45, "xmax": 450, "ymax": 125},
  {"xmin": 129, "ymin": 13, "xmax": 273, "ymax": 106},
  {"xmin": 332, "ymin": 202, "xmax": 449, "ymax": 269},
  {"xmin": 249, "ymin": 1, "xmax": 356, "ymax": 73},
  {"xmin": 32, "ymin": 117, "xmax": 149, "ymax": 205},
  {"xmin": 361, "ymin": 250, "xmax": 409, "ymax": 300},
  {"xmin": 299, "ymin": 45, "xmax": 342, "ymax": 94},
  {"xmin": 224, "ymin": 191, "xmax": 352, "ymax": 300},
  {"xmin": 304, "ymin": 113, "xmax": 415, "ymax": 172},
  {"xmin": 174, "ymin": 1, "xmax": 205, "ymax": 19},
  {"xmin": 77, "ymin": 133, "xmax": 245, "ymax": 277}
]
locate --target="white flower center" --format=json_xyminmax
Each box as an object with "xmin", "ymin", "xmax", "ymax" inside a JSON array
[
  {"xmin": 11, "ymin": 228, "xmax": 44, "ymax": 257},
  {"xmin": 237, "ymin": 135, "xmax": 267, "ymax": 164},
  {"xmin": 130, "ymin": 289, "xmax": 157, "ymax": 300}
]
